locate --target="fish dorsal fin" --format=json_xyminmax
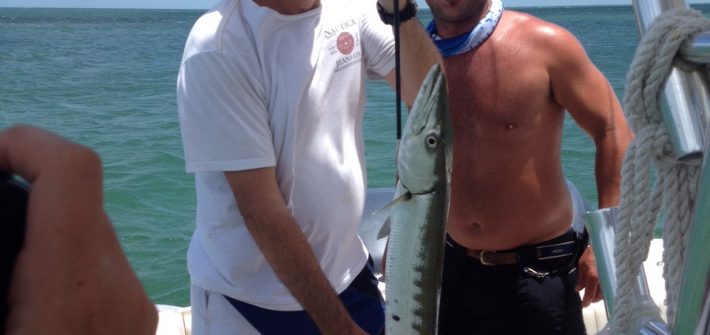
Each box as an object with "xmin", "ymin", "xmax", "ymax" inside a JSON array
[{"xmin": 376, "ymin": 191, "xmax": 412, "ymax": 239}]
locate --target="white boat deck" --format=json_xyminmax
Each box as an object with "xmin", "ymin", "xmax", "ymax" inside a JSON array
[
  {"xmin": 155, "ymin": 188, "xmax": 670, "ymax": 334},
  {"xmin": 155, "ymin": 207, "xmax": 668, "ymax": 335},
  {"xmin": 154, "ymin": 239, "xmax": 667, "ymax": 335}
]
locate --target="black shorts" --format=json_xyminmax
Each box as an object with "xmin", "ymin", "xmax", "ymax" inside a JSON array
[{"xmin": 438, "ymin": 232, "xmax": 587, "ymax": 335}]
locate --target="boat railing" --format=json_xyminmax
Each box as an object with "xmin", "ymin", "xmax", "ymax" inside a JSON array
[{"xmin": 585, "ymin": 0, "xmax": 710, "ymax": 334}]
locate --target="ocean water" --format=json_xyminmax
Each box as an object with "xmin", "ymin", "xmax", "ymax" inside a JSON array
[{"xmin": 0, "ymin": 4, "xmax": 707, "ymax": 307}]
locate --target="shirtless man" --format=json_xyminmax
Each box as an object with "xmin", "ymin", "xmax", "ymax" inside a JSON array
[{"xmin": 425, "ymin": 0, "xmax": 633, "ymax": 333}]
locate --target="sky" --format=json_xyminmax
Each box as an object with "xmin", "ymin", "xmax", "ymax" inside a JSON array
[{"xmin": 1, "ymin": 0, "xmax": 709, "ymax": 9}]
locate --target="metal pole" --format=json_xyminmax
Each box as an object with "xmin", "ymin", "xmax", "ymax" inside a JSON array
[
  {"xmin": 631, "ymin": 0, "xmax": 710, "ymax": 333},
  {"xmin": 685, "ymin": 32, "xmax": 710, "ymax": 64},
  {"xmin": 585, "ymin": 208, "xmax": 669, "ymax": 335},
  {"xmin": 632, "ymin": 0, "xmax": 710, "ymax": 161},
  {"xmin": 694, "ymin": 291, "xmax": 710, "ymax": 335},
  {"xmin": 585, "ymin": 207, "xmax": 619, "ymax": 317},
  {"xmin": 675, "ymin": 137, "xmax": 710, "ymax": 334}
]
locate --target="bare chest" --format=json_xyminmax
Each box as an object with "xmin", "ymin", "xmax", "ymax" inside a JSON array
[{"xmin": 444, "ymin": 49, "xmax": 556, "ymax": 137}]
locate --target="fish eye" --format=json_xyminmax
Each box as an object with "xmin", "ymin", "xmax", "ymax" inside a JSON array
[{"xmin": 425, "ymin": 133, "xmax": 438, "ymax": 148}]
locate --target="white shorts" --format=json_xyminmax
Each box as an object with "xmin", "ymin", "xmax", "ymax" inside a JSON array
[
  {"xmin": 190, "ymin": 284, "xmax": 260, "ymax": 335},
  {"xmin": 189, "ymin": 259, "xmax": 384, "ymax": 335}
]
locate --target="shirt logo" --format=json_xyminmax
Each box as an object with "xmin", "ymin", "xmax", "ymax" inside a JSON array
[
  {"xmin": 336, "ymin": 32, "xmax": 354, "ymax": 55},
  {"xmin": 324, "ymin": 18, "xmax": 361, "ymax": 72}
]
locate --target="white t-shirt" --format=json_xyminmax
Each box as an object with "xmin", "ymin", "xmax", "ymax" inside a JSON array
[{"xmin": 177, "ymin": 0, "xmax": 395, "ymax": 311}]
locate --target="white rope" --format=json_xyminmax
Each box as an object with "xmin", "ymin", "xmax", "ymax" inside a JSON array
[{"xmin": 610, "ymin": 7, "xmax": 709, "ymax": 334}]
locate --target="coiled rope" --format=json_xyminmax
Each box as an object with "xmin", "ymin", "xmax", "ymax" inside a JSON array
[{"xmin": 611, "ymin": 7, "xmax": 710, "ymax": 334}]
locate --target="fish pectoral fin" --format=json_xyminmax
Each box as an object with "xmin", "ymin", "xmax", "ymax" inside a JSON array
[
  {"xmin": 375, "ymin": 191, "xmax": 412, "ymax": 239},
  {"xmin": 377, "ymin": 218, "xmax": 390, "ymax": 239}
]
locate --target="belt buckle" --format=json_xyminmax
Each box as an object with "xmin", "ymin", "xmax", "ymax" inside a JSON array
[
  {"xmin": 479, "ymin": 250, "xmax": 496, "ymax": 266},
  {"xmin": 524, "ymin": 266, "xmax": 550, "ymax": 279}
]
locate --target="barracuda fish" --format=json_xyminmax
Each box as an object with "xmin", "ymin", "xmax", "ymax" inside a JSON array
[{"xmin": 379, "ymin": 64, "xmax": 452, "ymax": 335}]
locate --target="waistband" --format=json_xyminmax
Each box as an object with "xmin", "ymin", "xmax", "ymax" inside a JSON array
[{"xmin": 446, "ymin": 228, "xmax": 589, "ymax": 277}]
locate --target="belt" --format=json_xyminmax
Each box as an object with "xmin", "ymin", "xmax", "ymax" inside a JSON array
[
  {"xmin": 447, "ymin": 228, "xmax": 588, "ymax": 269},
  {"xmin": 467, "ymin": 249, "xmax": 519, "ymax": 265},
  {"xmin": 464, "ymin": 240, "xmax": 578, "ymax": 266}
]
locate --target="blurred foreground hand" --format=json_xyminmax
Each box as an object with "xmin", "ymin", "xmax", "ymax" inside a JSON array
[{"xmin": 0, "ymin": 125, "xmax": 157, "ymax": 335}]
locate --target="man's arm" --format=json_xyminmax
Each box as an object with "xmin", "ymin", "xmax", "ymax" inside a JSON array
[
  {"xmin": 224, "ymin": 168, "xmax": 366, "ymax": 335},
  {"xmin": 545, "ymin": 24, "xmax": 633, "ymax": 307},
  {"xmin": 379, "ymin": 1, "xmax": 443, "ymax": 106},
  {"xmin": 546, "ymin": 25, "xmax": 633, "ymax": 209}
]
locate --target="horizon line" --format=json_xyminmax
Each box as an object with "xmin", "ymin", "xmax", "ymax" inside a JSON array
[
  {"xmin": 1, "ymin": 1, "xmax": 708, "ymax": 10},
  {"xmin": 0, "ymin": 3, "xmax": 679, "ymax": 10}
]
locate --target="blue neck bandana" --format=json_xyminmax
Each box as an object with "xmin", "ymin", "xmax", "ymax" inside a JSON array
[{"xmin": 427, "ymin": 0, "xmax": 504, "ymax": 57}]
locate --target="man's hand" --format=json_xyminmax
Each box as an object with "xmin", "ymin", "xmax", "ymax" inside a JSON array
[
  {"xmin": 0, "ymin": 125, "xmax": 157, "ymax": 335},
  {"xmin": 575, "ymin": 246, "xmax": 603, "ymax": 308},
  {"xmin": 377, "ymin": 0, "xmax": 412, "ymax": 14}
]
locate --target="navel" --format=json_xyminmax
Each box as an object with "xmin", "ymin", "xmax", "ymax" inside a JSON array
[{"xmin": 503, "ymin": 121, "xmax": 518, "ymax": 130}]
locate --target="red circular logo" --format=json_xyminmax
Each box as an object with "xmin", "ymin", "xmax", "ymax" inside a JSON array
[{"xmin": 337, "ymin": 32, "xmax": 354, "ymax": 55}]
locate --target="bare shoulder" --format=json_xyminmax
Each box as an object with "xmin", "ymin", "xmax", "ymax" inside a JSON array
[
  {"xmin": 502, "ymin": 11, "xmax": 581, "ymax": 49},
  {"xmin": 499, "ymin": 10, "xmax": 590, "ymax": 70}
]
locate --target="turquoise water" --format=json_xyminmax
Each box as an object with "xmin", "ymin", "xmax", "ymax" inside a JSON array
[{"xmin": 0, "ymin": 5, "xmax": 707, "ymax": 306}]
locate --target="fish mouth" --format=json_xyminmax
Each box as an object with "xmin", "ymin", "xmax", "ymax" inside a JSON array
[{"xmin": 400, "ymin": 181, "xmax": 437, "ymax": 196}]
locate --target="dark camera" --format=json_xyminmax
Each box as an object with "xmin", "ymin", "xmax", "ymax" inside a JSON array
[{"xmin": 0, "ymin": 172, "xmax": 29, "ymax": 332}]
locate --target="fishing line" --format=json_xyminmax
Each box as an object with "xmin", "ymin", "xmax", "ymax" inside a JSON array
[
  {"xmin": 392, "ymin": 0, "xmax": 403, "ymax": 187},
  {"xmin": 393, "ymin": 0, "xmax": 402, "ymax": 140}
]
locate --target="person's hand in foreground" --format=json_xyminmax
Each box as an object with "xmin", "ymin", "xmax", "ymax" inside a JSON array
[{"xmin": 0, "ymin": 125, "xmax": 157, "ymax": 335}]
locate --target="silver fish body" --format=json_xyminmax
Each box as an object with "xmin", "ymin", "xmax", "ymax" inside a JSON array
[{"xmin": 384, "ymin": 64, "xmax": 452, "ymax": 335}]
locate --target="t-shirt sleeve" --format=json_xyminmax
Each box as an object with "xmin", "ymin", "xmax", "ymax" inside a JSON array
[
  {"xmin": 359, "ymin": 0, "xmax": 396, "ymax": 80},
  {"xmin": 177, "ymin": 51, "xmax": 276, "ymax": 173}
]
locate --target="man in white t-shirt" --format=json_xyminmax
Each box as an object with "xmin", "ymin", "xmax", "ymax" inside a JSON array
[{"xmin": 176, "ymin": 0, "xmax": 441, "ymax": 333}]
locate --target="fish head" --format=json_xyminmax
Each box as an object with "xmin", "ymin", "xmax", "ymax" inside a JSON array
[{"xmin": 397, "ymin": 64, "xmax": 453, "ymax": 195}]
